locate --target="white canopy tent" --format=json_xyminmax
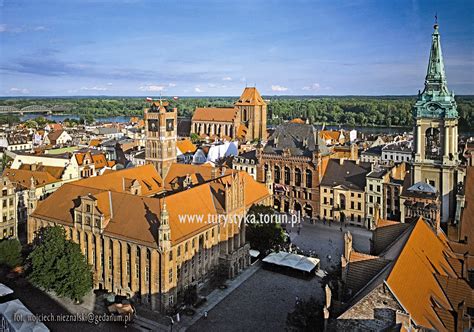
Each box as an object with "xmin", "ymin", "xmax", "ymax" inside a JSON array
[
  {"xmin": 0, "ymin": 283, "xmax": 13, "ymax": 297},
  {"xmin": 262, "ymin": 252, "xmax": 320, "ymax": 273}
]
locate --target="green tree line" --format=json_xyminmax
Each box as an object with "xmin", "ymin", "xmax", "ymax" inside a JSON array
[{"xmin": 1, "ymin": 95, "xmax": 473, "ymax": 130}]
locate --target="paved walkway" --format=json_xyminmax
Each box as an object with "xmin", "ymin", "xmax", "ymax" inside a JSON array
[{"xmin": 175, "ymin": 261, "xmax": 261, "ymax": 331}]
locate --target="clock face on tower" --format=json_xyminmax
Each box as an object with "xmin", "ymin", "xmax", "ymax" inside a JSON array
[
  {"xmin": 148, "ymin": 119, "xmax": 158, "ymax": 132},
  {"xmin": 166, "ymin": 119, "xmax": 174, "ymax": 132}
]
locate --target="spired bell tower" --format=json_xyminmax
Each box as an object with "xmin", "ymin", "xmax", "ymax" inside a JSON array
[
  {"xmin": 412, "ymin": 22, "xmax": 463, "ymax": 223},
  {"xmin": 145, "ymin": 100, "xmax": 177, "ymax": 179}
]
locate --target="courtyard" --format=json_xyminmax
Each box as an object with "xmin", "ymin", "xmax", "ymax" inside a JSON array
[
  {"xmin": 189, "ymin": 268, "xmax": 323, "ymax": 332},
  {"xmin": 188, "ymin": 220, "xmax": 372, "ymax": 331}
]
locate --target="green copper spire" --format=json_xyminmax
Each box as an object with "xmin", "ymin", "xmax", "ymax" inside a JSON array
[
  {"xmin": 423, "ymin": 23, "xmax": 449, "ymax": 95},
  {"xmin": 413, "ymin": 22, "xmax": 458, "ymax": 119}
]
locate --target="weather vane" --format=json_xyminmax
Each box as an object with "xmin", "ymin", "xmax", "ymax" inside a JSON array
[{"xmin": 435, "ymin": 13, "xmax": 438, "ymax": 24}]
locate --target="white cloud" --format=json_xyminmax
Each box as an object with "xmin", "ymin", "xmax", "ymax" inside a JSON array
[
  {"xmin": 302, "ymin": 83, "xmax": 321, "ymax": 91},
  {"xmin": 139, "ymin": 85, "xmax": 165, "ymax": 92},
  {"xmin": 34, "ymin": 26, "xmax": 46, "ymax": 31},
  {"xmin": 106, "ymin": 82, "xmax": 113, "ymax": 86},
  {"xmin": 208, "ymin": 83, "xmax": 217, "ymax": 88},
  {"xmin": 222, "ymin": 77, "xmax": 232, "ymax": 81},
  {"xmin": 168, "ymin": 83, "xmax": 176, "ymax": 87},
  {"xmin": 271, "ymin": 85, "xmax": 288, "ymax": 92},
  {"xmin": 80, "ymin": 86, "xmax": 108, "ymax": 91},
  {"xmin": 9, "ymin": 87, "xmax": 30, "ymax": 94},
  {"xmin": 0, "ymin": 25, "xmax": 6, "ymax": 33},
  {"xmin": 194, "ymin": 87, "xmax": 204, "ymax": 93}
]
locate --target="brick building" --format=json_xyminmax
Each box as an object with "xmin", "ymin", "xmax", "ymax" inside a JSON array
[
  {"xmin": 191, "ymin": 87, "xmax": 267, "ymax": 142},
  {"xmin": 256, "ymin": 122, "xmax": 330, "ymax": 220}
]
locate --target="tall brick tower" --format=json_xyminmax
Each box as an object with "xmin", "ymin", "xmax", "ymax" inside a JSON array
[
  {"xmin": 145, "ymin": 100, "xmax": 177, "ymax": 179},
  {"xmin": 235, "ymin": 87, "xmax": 267, "ymax": 141}
]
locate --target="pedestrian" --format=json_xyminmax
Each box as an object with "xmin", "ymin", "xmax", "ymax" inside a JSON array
[
  {"xmin": 295, "ymin": 296, "xmax": 300, "ymax": 305},
  {"xmin": 204, "ymin": 311, "xmax": 208, "ymax": 319},
  {"xmin": 340, "ymin": 227, "xmax": 343, "ymax": 232}
]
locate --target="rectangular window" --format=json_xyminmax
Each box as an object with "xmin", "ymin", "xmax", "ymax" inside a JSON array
[
  {"xmin": 169, "ymin": 251, "xmax": 173, "ymax": 260},
  {"xmin": 350, "ymin": 202, "xmax": 354, "ymax": 209},
  {"xmin": 358, "ymin": 202, "xmax": 361, "ymax": 210},
  {"xmin": 177, "ymin": 246, "xmax": 181, "ymax": 256},
  {"xmin": 168, "ymin": 268, "xmax": 173, "ymax": 283}
]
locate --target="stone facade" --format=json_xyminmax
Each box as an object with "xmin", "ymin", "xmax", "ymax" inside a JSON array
[{"xmin": 0, "ymin": 177, "xmax": 17, "ymax": 240}]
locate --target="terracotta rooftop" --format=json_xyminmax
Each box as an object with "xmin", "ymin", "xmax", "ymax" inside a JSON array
[
  {"xmin": 3, "ymin": 167, "xmax": 61, "ymax": 188},
  {"xmin": 385, "ymin": 218, "xmax": 464, "ymax": 331},
  {"xmin": 176, "ymin": 139, "xmax": 197, "ymax": 154},
  {"xmin": 72, "ymin": 164, "xmax": 163, "ymax": 196},
  {"xmin": 234, "ymin": 87, "xmax": 266, "ymax": 106},
  {"xmin": 18, "ymin": 164, "xmax": 64, "ymax": 179},
  {"xmin": 192, "ymin": 107, "xmax": 237, "ymax": 122}
]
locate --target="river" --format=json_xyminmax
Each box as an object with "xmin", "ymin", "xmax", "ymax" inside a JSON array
[{"xmin": 19, "ymin": 114, "xmax": 473, "ymax": 136}]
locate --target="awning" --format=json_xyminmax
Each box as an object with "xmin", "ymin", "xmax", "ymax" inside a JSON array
[
  {"xmin": 0, "ymin": 283, "xmax": 13, "ymax": 297},
  {"xmin": 0, "ymin": 299, "xmax": 49, "ymax": 331},
  {"xmin": 262, "ymin": 252, "xmax": 320, "ymax": 272},
  {"xmin": 249, "ymin": 249, "xmax": 260, "ymax": 258}
]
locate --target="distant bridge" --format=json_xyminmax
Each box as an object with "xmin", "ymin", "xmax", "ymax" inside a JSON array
[{"xmin": 0, "ymin": 105, "xmax": 70, "ymax": 115}]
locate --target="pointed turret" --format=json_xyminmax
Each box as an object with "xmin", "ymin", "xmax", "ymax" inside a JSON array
[
  {"xmin": 158, "ymin": 198, "xmax": 171, "ymax": 252},
  {"xmin": 423, "ymin": 23, "xmax": 449, "ymax": 95}
]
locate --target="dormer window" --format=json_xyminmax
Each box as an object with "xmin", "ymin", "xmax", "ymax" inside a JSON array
[{"xmin": 86, "ymin": 204, "xmax": 91, "ymax": 213}]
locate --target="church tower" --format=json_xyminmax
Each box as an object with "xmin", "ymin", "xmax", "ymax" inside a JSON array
[
  {"xmin": 235, "ymin": 87, "xmax": 267, "ymax": 141},
  {"xmin": 145, "ymin": 100, "xmax": 177, "ymax": 179},
  {"xmin": 412, "ymin": 22, "xmax": 462, "ymax": 223}
]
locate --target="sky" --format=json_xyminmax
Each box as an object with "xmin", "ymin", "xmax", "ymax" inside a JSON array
[{"xmin": 0, "ymin": 0, "xmax": 473, "ymax": 96}]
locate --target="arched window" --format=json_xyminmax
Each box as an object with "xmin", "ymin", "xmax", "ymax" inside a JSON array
[
  {"xmin": 425, "ymin": 127, "xmax": 441, "ymax": 160},
  {"xmin": 284, "ymin": 166, "xmax": 291, "ymax": 185},
  {"xmin": 306, "ymin": 169, "xmax": 312, "ymax": 188},
  {"xmin": 340, "ymin": 194, "xmax": 346, "ymax": 210},
  {"xmin": 274, "ymin": 166, "xmax": 281, "ymax": 183},
  {"xmin": 295, "ymin": 168, "xmax": 302, "ymax": 186}
]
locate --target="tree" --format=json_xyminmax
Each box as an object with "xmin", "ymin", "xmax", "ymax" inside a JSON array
[
  {"xmin": 190, "ymin": 133, "xmax": 200, "ymax": 143},
  {"xmin": 245, "ymin": 204, "xmax": 286, "ymax": 255},
  {"xmin": 286, "ymin": 296, "xmax": 324, "ymax": 331},
  {"xmin": 0, "ymin": 238, "xmax": 22, "ymax": 268},
  {"xmin": 28, "ymin": 226, "xmax": 93, "ymax": 302}
]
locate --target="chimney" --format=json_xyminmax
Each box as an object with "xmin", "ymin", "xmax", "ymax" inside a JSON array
[
  {"xmin": 31, "ymin": 163, "xmax": 37, "ymax": 171},
  {"xmin": 339, "ymin": 158, "xmax": 344, "ymax": 165},
  {"xmin": 355, "ymin": 159, "xmax": 360, "ymax": 165}
]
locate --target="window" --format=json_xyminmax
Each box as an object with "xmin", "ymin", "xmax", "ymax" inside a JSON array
[
  {"xmin": 86, "ymin": 204, "xmax": 91, "ymax": 212},
  {"xmin": 306, "ymin": 170, "xmax": 312, "ymax": 188},
  {"xmin": 168, "ymin": 295, "xmax": 174, "ymax": 306},
  {"xmin": 185, "ymin": 242, "xmax": 188, "ymax": 252},
  {"xmin": 358, "ymin": 202, "xmax": 361, "ymax": 210},
  {"xmin": 369, "ymin": 184, "xmax": 373, "ymax": 191},
  {"xmin": 295, "ymin": 168, "xmax": 302, "ymax": 186},
  {"xmin": 169, "ymin": 251, "xmax": 173, "ymax": 261},
  {"xmin": 350, "ymin": 202, "xmax": 354, "ymax": 209},
  {"xmin": 168, "ymin": 268, "xmax": 173, "ymax": 283},
  {"xmin": 177, "ymin": 246, "xmax": 181, "ymax": 256}
]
